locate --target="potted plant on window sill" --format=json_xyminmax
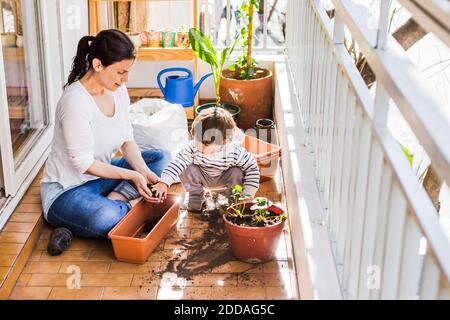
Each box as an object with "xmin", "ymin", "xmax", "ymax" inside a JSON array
[
  {"xmin": 220, "ymin": 0, "xmax": 273, "ymax": 130},
  {"xmin": 189, "ymin": 28, "xmax": 241, "ymax": 121},
  {"xmin": 221, "ymin": 185, "xmax": 287, "ymax": 263}
]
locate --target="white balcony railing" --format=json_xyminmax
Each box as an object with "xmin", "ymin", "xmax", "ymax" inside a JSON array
[{"xmin": 285, "ymin": 0, "xmax": 450, "ymax": 299}]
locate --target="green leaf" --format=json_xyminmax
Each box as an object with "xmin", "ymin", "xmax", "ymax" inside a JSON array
[
  {"xmin": 253, "ymin": 0, "xmax": 260, "ymax": 11},
  {"xmin": 228, "ymin": 63, "xmax": 237, "ymax": 71},
  {"xmin": 220, "ymin": 48, "xmax": 230, "ymax": 67},
  {"xmin": 400, "ymin": 143, "xmax": 414, "ymax": 166},
  {"xmin": 220, "ymin": 34, "xmax": 241, "ymax": 68},
  {"xmin": 189, "ymin": 28, "xmax": 217, "ymax": 68}
]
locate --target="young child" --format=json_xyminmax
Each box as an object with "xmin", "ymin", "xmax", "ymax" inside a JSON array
[{"xmin": 152, "ymin": 107, "xmax": 260, "ymax": 211}]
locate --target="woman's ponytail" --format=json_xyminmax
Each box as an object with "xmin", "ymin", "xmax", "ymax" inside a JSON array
[{"xmin": 64, "ymin": 35, "xmax": 96, "ymax": 89}]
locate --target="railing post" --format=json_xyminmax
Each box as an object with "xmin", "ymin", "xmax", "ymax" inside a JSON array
[
  {"xmin": 262, "ymin": 0, "xmax": 268, "ymax": 49},
  {"xmin": 333, "ymin": 15, "xmax": 345, "ymax": 45},
  {"xmin": 377, "ymin": 0, "xmax": 392, "ymax": 49},
  {"xmin": 373, "ymin": 83, "xmax": 390, "ymax": 127},
  {"xmin": 226, "ymin": 0, "xmax": 231, "ymax": 45}
]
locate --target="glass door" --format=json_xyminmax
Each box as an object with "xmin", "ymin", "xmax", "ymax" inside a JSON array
[{"xmin": 0, "ymin": 0, "xmax": 51, "ymax": 196}]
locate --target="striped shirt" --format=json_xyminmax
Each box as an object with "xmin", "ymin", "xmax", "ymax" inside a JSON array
[{"xmin": 161, "ymin": 140, "xmax": 260, "ymax": 196}]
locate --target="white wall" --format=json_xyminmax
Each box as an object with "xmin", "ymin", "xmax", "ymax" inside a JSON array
[
  {"xmin": 127, "ymin": 60, "xmax": 195, "ymax": 88},
  {"xmin": 146, "ymin": 0, "xmax": 193, "ymax": 30}
]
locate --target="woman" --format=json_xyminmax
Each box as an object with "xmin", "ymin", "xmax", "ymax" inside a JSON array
[{"xmin": 40, "ymin": 29, "xmax": 170, "ymax": 255}]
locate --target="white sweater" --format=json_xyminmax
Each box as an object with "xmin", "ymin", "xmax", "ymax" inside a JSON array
[
  {"xmin": 41, "ymin": 81, "xmax": 134, "ymax": 188},
  {"xmin": 161, "ymin": 140, "xmax": 260, "ymax": 196}
]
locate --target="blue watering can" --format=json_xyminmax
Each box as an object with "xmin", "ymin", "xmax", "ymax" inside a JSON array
[{"xmin": 157, "ymin": 67, "xmax": 212, "ymax": 107}]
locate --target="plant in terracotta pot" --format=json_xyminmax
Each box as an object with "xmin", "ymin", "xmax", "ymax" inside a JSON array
[
  {"xmin": 220, "ymin": 0, "xmax": 274, "ymax": 130},
  {"xmin": 221, "ymin": 184, "xmax": 287, "ymax": 263},
  {"xmin": 188, "ymin": 28, "xmax": 241, "ymax": 120}
]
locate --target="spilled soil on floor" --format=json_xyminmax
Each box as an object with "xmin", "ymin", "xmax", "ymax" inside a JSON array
[
  {"xmin": 135, "ymin": 191, "xmax": 260, "ymax": 290},
  {"xmin": 158, "ymin": 191, "xmax": 234, "ymax": 280}
]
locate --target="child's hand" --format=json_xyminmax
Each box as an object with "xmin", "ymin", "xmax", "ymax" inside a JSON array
[{"xmin": 151, "ymin": 182, "xmax": 168, "ymax": 201}]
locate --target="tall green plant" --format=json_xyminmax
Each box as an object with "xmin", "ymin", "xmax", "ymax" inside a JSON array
[
  {"xmin": 229, "ymin": 0, "xmax": 259, "ymax": 80},
  {"xmin": 189, "ymin": 28, "xmax": 240, "ymax": 106}
]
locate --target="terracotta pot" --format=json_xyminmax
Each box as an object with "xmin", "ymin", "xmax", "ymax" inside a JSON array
[
  {"xmin": 108, "ymin": 194, "xmax": 180, "ymax": 264},
  {"xmin": 223, "ymin": 203, "xmax": 286, "ymax": 263},
  {"xmin": 220, "ymin": 67, "xmax": 273, "ymax": 130},
  {"xmin": 240, "ymin": 134, "xmax": 281, "ymax": 182}
]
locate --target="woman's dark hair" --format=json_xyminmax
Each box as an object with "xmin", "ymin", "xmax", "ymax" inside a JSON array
[{"xmin": 64, "ymin": 29, "xmax": 136, "ymax": 89}]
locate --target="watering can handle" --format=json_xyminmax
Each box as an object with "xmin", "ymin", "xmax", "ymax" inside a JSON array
[{"xmin": 157, "ymin": 67, "xmax": 193, "ymax": 95}]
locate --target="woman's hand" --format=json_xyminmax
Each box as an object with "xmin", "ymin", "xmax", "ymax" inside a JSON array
[
  {"xmin": 142, "ymin": 170, "xmax": 160, "ymax": 185},
  {"xmin": 121, "ymin": 141, "xmax": 160, "ymax": 185},
  {"xmin": 150, "ymin": 182, "xmax": 168, "ymax": 201},
  {"xmin": 130, "ymin": 171, "xmax": 161, "ymax": 203}
]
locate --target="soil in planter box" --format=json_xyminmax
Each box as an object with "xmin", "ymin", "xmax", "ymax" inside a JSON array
[
  {"xmin": 132, "ymin": 184, "xmax": 167, "ymax": 238},
  {"xmin": 133, "ymin": 216, "xmax": 162, "ymax": 239},
  {"xmin": 155, "ymin": 191, "xmax": 259, "ymax": 280}
]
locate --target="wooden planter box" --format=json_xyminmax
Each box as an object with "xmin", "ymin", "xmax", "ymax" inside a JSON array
[{"xmin": 108, "ymin": 194, "xmax": 180, "ymax": 264}]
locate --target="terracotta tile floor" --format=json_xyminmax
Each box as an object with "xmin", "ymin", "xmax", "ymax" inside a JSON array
[{"xmin": 8, "ymin": 169, "xmax": 299, "ymax": 300}]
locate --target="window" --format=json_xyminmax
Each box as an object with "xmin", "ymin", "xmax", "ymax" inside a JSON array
[
  {"xmin": 0, "ymin": 0, "xmax": 50, "ymax": 197},
  {"xmin": 0, "ymin": 0, "xmax": 48, "ymax": 164}
]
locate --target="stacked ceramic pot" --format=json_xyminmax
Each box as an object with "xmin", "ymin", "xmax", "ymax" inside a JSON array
[{"xmin": 240, "ymin": 135, "xmax": 281, "ymax": 182}]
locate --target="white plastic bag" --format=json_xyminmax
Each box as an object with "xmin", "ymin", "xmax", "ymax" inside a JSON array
[{"xmin": 129, "ymin": 98, "xmax": 189, "ymax": 159}]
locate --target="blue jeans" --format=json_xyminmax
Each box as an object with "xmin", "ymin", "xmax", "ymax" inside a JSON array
[{"xmin": 46, "ymin": 150, "xmax": 171, "ymax": 238}]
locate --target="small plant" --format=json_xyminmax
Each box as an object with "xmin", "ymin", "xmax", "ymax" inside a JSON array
[
  {"xmin": 222, "ymin": 185, "xmax": 287, "ymax": 227},
  {"xmin": 189, "ymin": 28, "xmax": 241, "ymax": 106},
  {"xmin": 225, "ymin": 184, "xmax": 251, "ymax": 219}
]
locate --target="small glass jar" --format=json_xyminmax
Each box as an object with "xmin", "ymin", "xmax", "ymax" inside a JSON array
[
  {"xmin": 161, "ymin": 30, "xmax": 176, "ymax": 48},
  {"xmin": 175, "ymin": 31, "xmax": 190, "ymax": 48},
  {"xmin": 147, "ymin": 30, "xmax": 161, "ymax": 47}
]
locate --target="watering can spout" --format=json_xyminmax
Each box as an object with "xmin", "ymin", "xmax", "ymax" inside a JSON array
[{"xmin": 193, "ymin": 72, "xmax": 213, "ymax": 97}]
